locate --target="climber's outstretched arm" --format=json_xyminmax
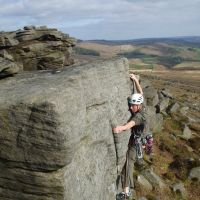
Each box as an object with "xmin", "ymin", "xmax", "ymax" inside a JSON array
[
  {"xmin": 113, "ymin": 121, "xmax": 135, "ymax": 134},
  {"xmin": 130, "ymin": 73, "xmax": 143, "ymax": 95}
]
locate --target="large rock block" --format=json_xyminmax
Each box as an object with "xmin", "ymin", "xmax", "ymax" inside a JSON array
[
  {"xmin": 0, "ymin": 58, "xmax": 131, "ymax": 200},
  {"xmin": 0, "ymin": 26, "xmax": 76, "ymax": 72},
  {"xmin": 0, "ymin": 57, "xmax": 20, "ymax": 77},
  {"xmin": 143, "ymin": 86, "xmax": 159, "ymax": 107},
  {"xmin": 146, "ymin": 106, "xmax": 163, "ymax": 133}
]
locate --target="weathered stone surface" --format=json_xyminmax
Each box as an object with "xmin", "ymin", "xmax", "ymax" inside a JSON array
[
  {"xmin": 157, "ymin": 97, "xmax": 170, "ymax": 113},
  {"xmin": 137, "ymin": 174, "xmax": 153, "ymax": 191},
  {"xmin": 0, "ymin": 33, "xmax": 19, "ymax": 47},
  {"xmin": 141, "ymin": 169, "xmax": 166, "ymax": 189},
  {"xmin": 167, "ymin": 102, "xmax": 180, "ymax": 114},
  {"xmin": 15, "ymin": 27, "xmax": 62, "ymax": 42},
  {"xmin": 0, "ymin": 58, "xmax": 131, "ymax": 200},
  {"xmin": 0, "ymin": 57, "xmax": 20, "ymax": 77},
  {"xmin": 143, "ymin": 86, "xmax": 159, "ymax": 107},
  {"xmin": 180, "ymin": 124, "xmax": 193, "ymax": 140},
  {"xmin": 140, "ymin": 79, "xmax": 152, "ymax": 89},
  {"xmin": 146, "ymin": 106, "xmax": 163, "ymax": 132},
  {"xmin": 0, "ymin": 26, "xmax": 76, "ymax": 72},
  {"xmin": 180, "ymin": 106, "xmax": 189, "ymax": 115},
  {"xmin": 0, "ymin": 49, "xmax": 14, "ymax": 61},
  {"xmin": 161, "ymin": 88, "xmax": 173, "ymax": 99}
]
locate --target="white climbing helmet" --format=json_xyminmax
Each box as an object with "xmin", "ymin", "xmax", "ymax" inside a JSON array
[{"xmin": 128, "ymin": 93, "xmax": 144, "ymax": 105}]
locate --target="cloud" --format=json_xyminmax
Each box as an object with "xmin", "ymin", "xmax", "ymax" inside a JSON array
[{"xmin": 0, "ymin": 0, "xmax": 200, "ymax": 39}]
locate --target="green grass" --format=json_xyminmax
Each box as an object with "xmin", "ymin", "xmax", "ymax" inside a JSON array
[
  {"xmin": 74, "ymin": 47, "xmax": 100, "ymax": 56},
  {"xmin": 118, "ymin": 50, "xmax": 157, "ymax": 60},
  {"xmin": 118, "ymin": 49, "xmax": 184, "ymax": 68},
  {"xmin": 129, "ymin": 63, "xmax": 154, "ymax": 70},
  {"xmin": 142, "ymin": 56, "xmax": 158, "ymax": 64},
  {"xmin": 194, "ymin": 48, "xmax": 200, "ymax": 60},
  {"xmin": 157, "ymin": 56, "xmax": 183, "ymax": 68}
]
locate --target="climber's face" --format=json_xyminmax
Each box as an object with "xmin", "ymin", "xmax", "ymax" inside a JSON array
[{"xmin": 129, "ymin": 104, "xmax": 141, "ymax": 113}]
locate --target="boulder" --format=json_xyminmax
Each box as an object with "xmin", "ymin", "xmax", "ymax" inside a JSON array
[
  {"xmin": 141, "ymin": 169, "xmax": 166, "ymax": 189},
  {"xmin": 179, "ymin": 124, "xmax": 193, "ymax": 140},
  {"xmin": 140, "ymin": 79, "xmax": 152, "ymax": 89},
  {"xmin": 143, "ymin": 86, "xmax": 159, "ymax": 107},
  {"xmin": 161, "ymin": 88, "xmax": 173, "ymax": 99},
  {"xmin": 170, "ymin": 182, "xmax": 187, "ymax": 199},
  {"xmin": 137, "ymin": 174, "xmax": 153, "ymax": 191},
  {"xmin": 0, "ymin": 26, "xmax": 76, "ymax": 71},
  {"xmin": 189, "ymin": 167, "xmax": 200, "ymax": 181},
  {"xmin": 180, "ymin": 106, "xmax": 189, "ymax": 115},
  {"xmin": 15, "ymin": 26, "xmax": 62, "ymax": 42},
  {"xmin": 37, "ymin": 52, "xmax": 65, "ymax": 70},
  {"xmin": 0, "ymin": 58, "xmax": 131, "ymax": 200},
  {"xmin": 183, "ymin": 125, "xmax": 193, "ymax": 139},
  {"xmin": 157, "ymin": 97, "xmax": 170, "ymax": 113},
  {"xmin": 146, "ymin": 106, "xmax": 163, "ymax": 132},
  {"xmin": 167, "ymin": 102, "xmax": 180, "ymax": 114},
  {"xmin": 0, "ymin": 49, "xmax": 14, "ymax": 61},
  {"xmin": 0, "ymin": 34, "xmax": 19, "ymax": 47},
  {"xmin": 0, "ymin": 57, "xmax": 19, "ymax": 77},
  {"xmin": 24, "ymin": 25, "xmax": 36, "ymax": 30}
]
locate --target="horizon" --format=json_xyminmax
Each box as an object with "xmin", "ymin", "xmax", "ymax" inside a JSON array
[
  {"xmin": 0, "ymin": 0, "xmax": 200, "ymax": 40},
  {"xmin": 82, "ymin": 35, "xmax": 200, "ymax": 41}
]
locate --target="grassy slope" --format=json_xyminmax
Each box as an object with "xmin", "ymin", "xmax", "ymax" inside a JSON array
[
  {"xmin": 76, "ymin": 40, "xmax": 200, "ymax": 70},
  {"xmin": 135, "ymin": 72, "xmax": 200, "ymax": 200},
  {"xmin": 74, "ymin": 41, "xmax": 200, "ymax": 199}
]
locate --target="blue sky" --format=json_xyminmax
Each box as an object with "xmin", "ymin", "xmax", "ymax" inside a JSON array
[{"xmin": 0, "ymin": 0, "xmax": 200, "ymax": 40}]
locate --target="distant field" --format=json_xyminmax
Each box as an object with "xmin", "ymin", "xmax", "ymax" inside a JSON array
[
  {"xmin": 134, "ymin": 70, "xmax": 200, "ymax": 93},
  {"xmin": 76, "ymin": 40, "xmax": 200, "ymax": 70},
  {"xmin": 77, "ymin": 42, "xmax": 136, "ymax": 58},
  {"xmin": 173, "ymin": 61, "xmax": 200, "ymax": 69}
]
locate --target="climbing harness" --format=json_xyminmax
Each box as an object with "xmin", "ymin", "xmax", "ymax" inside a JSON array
[{"xmin": 134, "ymin": 135, "xmax": 143, "ymax": 159}]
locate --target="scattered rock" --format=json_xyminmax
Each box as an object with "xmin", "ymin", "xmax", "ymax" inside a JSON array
[
  {"xmin": 180, "ymin": 106, "xmax": 189, "ymax": 115},
  {"xmin": 146, "ymin": 106, "xmax": 163, "ymax": 132},
  {"xmin": 0, "ymin": 57, "xmax": 20, "ymax": 77},
  {"xmin": 137, "ymin": 174, "xmax": 153, "ymax": 191},
  {"xmin": 161, "ymin": 88, "xmax": 173, "ymax": 99},
  {"xmin": 179, "ymin": 124, "xmax": 193, "ymax": 140},
  {"xmin": 184, "ymin": 144, "xmax": 194, "ymax": 152},
  {"xmin": 170, "ymin": 182, "xmax": 187, "ymax": 199},
  {"xmin": 157, "ymin": 97, "xmax": 170, "ymax": 113},
  {"xmin": 0, "ymin": 34, "xmax": 19, "ymax": 47},
  {"xmin": 141, "ymin": 79, "xmax": 152, "ymax": 89},
  {"xmin": 167, "ymin": 102, "xmax": 180, "ymax": 114},
  {"xmin": 143, "ymin": 86, "xmax": 159, "ymax": 107},
  {"xmin": 141, "ymin": 169, "xmax": 166, "ymax": 189},
  {"xmin": 188, "ymin": 123, "xmax": 200, "ymax": 134},
  {"xmin": 189, "ymin": 167, "xmax": 200, "ymax": 181},
  {"xmin": 169, "ymin": 133, "xmax": 177, "ymax": 141},
  {"xmin": 0, "ymin": 49, "xmax": 14, "ymax": 61}
]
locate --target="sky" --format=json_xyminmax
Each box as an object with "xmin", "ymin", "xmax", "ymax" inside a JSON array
[{"xmin": 0, "ymin": 0, "xmax": 200, "ymax": 40}]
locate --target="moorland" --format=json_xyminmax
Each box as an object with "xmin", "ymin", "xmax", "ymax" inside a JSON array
[{"xmin": 75, "ymin": 37, "xmax": 200, "ymax": 200}]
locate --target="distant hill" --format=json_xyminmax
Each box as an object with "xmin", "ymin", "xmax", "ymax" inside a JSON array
[
  {"xmin": 76, "ymin": 36, "xmax": 200, "ymax": 70},
  {"xmin": 84, "ymin": 36, "xmax": 200, "ymax": 48}
]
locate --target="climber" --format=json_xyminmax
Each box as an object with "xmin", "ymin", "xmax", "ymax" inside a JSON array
[{"xmin": 113, "ymin": 74, "xmax": 153, "ymax": 199}]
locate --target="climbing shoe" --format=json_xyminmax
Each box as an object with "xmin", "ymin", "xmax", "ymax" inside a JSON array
[
  {"xmin": 116, "ymin": 192, "xmax": 126, "ymax": 200},
  {"xmin": 116, "ymin": 191, "xmax": 133, "ymax": 200}
]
